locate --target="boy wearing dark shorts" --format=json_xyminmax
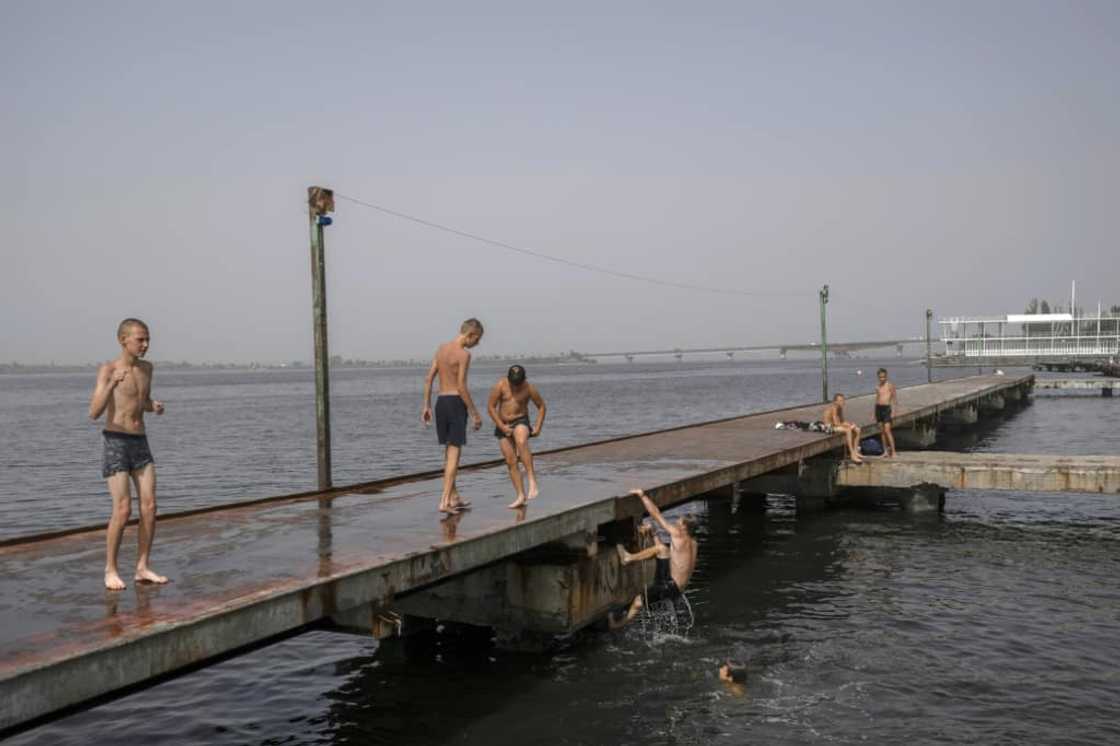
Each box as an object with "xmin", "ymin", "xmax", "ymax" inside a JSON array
[
  {"xmin": 422, "ymin": 319, "xmax": 484, "ymax": 514},
  {"xmin": 88, "ymin": 318, "xmax": 168, "ymax": 590},
  {"xmin": 875, "ymin": 368, "xmax": 898, "ymax": 457}
]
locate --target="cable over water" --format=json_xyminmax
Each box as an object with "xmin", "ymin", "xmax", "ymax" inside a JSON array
[{"xmin": 334, "ymin": 192, "xmax": 813, "ymax": 299}]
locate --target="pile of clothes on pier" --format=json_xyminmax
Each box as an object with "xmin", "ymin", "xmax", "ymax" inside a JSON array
[{"xmin": 773, "ymin": 420, "xmax": 834, "ymax": 434}]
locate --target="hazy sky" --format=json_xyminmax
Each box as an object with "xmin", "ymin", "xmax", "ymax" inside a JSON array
[{"xmin": 3, "ymin": 1, "xmax": 1118, "ymax": 364}]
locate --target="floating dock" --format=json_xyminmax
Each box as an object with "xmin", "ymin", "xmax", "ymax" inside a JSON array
[{"xmin": 0, "ymin": 374, "xmax": 1032, "ymax": 733}]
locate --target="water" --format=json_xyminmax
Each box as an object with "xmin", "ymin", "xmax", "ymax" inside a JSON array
[{"xmin": 5, "ymin": 360, "xmax": 1120, "ymax": 744}]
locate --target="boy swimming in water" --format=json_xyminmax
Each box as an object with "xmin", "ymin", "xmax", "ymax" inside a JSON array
[
  {"xmin": 487, "ymin": 364, "xmax": 547, "ymax": 508},
  {"xmin": 422, "ymin": 319, "xmax": 484, "ymax": 514},
  {"xmin": 88, "ymin": 318, "xmax": 168, "ymax": 590}
]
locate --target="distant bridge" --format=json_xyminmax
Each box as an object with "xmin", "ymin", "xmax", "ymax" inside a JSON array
[{"xmin": 581, "ymin": 339, "xmax": 928, "ymax": 362}]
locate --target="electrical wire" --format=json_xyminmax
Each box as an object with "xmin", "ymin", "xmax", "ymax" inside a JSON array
[{"xmin": 334, "ymin": 192, "xmax": 813, "ymax": 298}]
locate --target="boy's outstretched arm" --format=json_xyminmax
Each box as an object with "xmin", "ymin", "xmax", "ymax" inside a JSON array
[{"xmin": 629, "ymin": 489, "xmax": 673, "ymax": 534}]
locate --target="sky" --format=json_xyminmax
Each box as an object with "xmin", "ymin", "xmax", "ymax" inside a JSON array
[{"xmin": 2, "ymin": 1, "xmax": 1118, "ymax": 364}]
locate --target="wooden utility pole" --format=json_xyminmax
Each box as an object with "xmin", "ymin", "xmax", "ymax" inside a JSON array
[
  {"xmin": 819, "ymin": 284, "xmax": 829, "ymax": 402},
  {"xmin": 308, "ymin": 186, "xmax": 335, "ymax": 489}
]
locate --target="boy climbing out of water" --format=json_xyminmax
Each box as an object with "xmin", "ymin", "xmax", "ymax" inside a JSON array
[
  {"xmin": 875, "ymin": 368, "xmax": 898, "ymax": 458},
  {"xmin": 822, "ymin": 393, "xmax": 863, "ymax": 463},
  {"xmin": 487, "ymin": 365, "xmax": 546, "ymax": 509},
  {"xmin": 88, "ymin": 318, "xmax": 168, "ymax": 591},
  {"xmin": 422, "ymin": 318, "xmax": 484, "ymax": 514},
  {"xmin": 609, "ymin": 489, "xmax": 698, "ymax": 629}
]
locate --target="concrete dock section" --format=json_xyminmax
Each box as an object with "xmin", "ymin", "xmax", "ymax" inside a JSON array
[
  {"xmin": 835, "ymin": 451, "xmax": 1120, "ymax": 493},
  {"xmin": 0, "ymin": 374, "xmax": 1031, "ymax": 733},
  {"xmin": 1033, "ymin": 378, "xmax": 1120, "ymax": 396}
]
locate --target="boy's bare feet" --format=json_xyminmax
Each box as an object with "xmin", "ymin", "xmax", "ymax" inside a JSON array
[
  {"xmin": 508, "ymin": 495, "xmax": 527, "ymax": 509},
  {"xmin": 135, "ymin": 567, "xmax": 168, "ymax": 584},
  {"xmin": 527, "ymin": 480, "xmax": 539, "ymax": 500},
  {"xmin": 105, "ymin": 570, "xmax": 126, "ymax": 591}
]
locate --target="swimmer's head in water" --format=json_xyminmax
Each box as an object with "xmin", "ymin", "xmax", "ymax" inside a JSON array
[
  {"xmin": 508, "ymin": 365, "xmax": 526, "ymax": 385},
  {"xmin": 719, "ymin": 661, "xmax": 747, "ymax": 683},
  {"xmin": 460, "ymin": 318, "xmax": 484, "ymax": 347}
]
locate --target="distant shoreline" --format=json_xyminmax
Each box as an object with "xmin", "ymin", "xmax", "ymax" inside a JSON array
[{"xmin": 0, "ymin": 354, "xmax": 597, "ymax": 375}]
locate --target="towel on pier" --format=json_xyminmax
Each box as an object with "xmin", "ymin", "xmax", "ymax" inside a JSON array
[{"xmin": 774, "ymin": 420, "xmax": 833, "ymax": 434}]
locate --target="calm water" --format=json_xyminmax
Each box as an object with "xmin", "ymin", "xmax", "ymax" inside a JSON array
[{"xmin": 5, "ymin": 360, "xmax": 1119, "ymax": 744}]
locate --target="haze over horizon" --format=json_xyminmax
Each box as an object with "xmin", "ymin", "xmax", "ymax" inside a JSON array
[{"xmin": 4, "ymin": 2, "xmax": 1118, "ymax": 365}]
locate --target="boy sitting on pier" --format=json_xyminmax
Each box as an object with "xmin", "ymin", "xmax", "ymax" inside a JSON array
[
  {"xmin": 823, "ymin": 393, "xmax": 863, "ymax": 463},
  {"xmin": 609, "ymin": 489, "xmax": 698, "ymax": 629}
]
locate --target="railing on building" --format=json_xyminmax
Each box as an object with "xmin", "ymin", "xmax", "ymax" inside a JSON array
[{"xmin": 939, "ymin": 312, "xmax": 1120, "ymax": 359}]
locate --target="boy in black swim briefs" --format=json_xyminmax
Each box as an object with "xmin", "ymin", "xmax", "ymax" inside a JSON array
[
  {"xmin": 88, "ymin": 318, "xmax": 168, "ymax": 591},
  {"xmin": 422, "ymin": 319, "xmax": 484, "ymax": 514},
  {"xmin": 487, "ymin": 365, "xmax": 547, "ymax": 509},
  {"xmin": 875, "ymin": 368, "xmax": 899, "ymax": 458}
]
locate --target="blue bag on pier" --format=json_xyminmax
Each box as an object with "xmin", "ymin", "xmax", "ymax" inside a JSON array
[{"xmin": 860, "ymin": 436, "xmax": 884, "ymax": 456}]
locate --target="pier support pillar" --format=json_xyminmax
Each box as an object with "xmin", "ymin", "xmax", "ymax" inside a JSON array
[
  {"xmin": 737, "ymin": 491, "xmax": 768, "ymax": 513},
  {"xmin": 940, "ymin": 405, "xmax": 978, "ymax": 427},
  {"xmin": 980, "ymin": 394, "xmax": 1005, "ymax": 412},
  {"xmin": 895, "ymin": 421, "xmax": 937, "ymax": 449},
  {"xmin": 897, "ymin": 484, "xmax": 945, "ymax": 513},
  {"xmin": 384, "ymin": 531, "xmax": 653, "ymax": 649}
]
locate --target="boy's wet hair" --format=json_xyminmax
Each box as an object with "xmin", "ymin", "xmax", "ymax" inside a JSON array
[
  {"xmin": 117, "ymin": 318, "xmax": 149, "ymax": 340},
  {"xmin": 833, "ymin": 392, "xmax": 845, "ymax": 402},
  {"xmin": 877, "ymin": 367, "xmax": 888, "ymax": 376},
  {"xmin": 680, "ymin": 514, "xmax": 698, "ymax": 537},
  {"xmin": 508, "ymin": 365, "xmax": 526, "ymax": 385},
  {"xmin": 723, "ymin": 660, "xmax": 747, "ymax": 683},
  {"xmin": 460, "ymin": 318, "xmax": 484, "ymax": 335}
]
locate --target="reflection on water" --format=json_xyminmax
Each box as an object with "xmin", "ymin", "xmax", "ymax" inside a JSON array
[{"xmin": 6, "ymin": 362, "xmax": 1120, "ymax": 744}]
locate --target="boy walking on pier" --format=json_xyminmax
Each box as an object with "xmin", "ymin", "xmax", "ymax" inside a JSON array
[
  {"xmin": 88, "ymin": 318, "xmax": 168, "ymax": 590},
  {"xmin": 823, "ymin": 393, "xmax": 863, "ymax": 463},
  {"xmin": 876, "ymin": 368, "xmax": 898, "ymax": 457},
  {"xmin": 487, "ymin": 365, "xmax": 547, "ymax": 509},
  {"xmin": 422, "ymin": 319, "xmax": 484, "ymax": 514}
]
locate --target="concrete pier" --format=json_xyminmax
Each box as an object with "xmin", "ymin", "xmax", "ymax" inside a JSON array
[
  {"xmin": 0, "ymin": 374, "xmax": 1031, "ymax": 734},
  {"xmin": 834, "ymin": 452, "xmax": 1120, "ymax": 494},
  {"xmin": 1034, "ymin": 379, "xmax": 1120, "ymax": 396}
]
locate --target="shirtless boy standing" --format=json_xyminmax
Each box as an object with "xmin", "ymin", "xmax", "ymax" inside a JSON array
[
  {"xmin": 421, "ymin": 319, "xmax": 484, "ymax": 514},
  {"xmin": 822, "ymin": 393, "xmax": 863, "ymax": 463},
  {"xmin": 875, "ymin": 368, "xmax": 899, "ymax": 458},
  {"xmin": 88, "ymin": 318, "xmax": 168, "ymax": 590},
  {"xmin": 487, "ymin": 365, "xmax": 546, "ymax": 509},
  {"xmin": 610, "ymin": 489, "xmax": 698, "ymax": 629}
]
